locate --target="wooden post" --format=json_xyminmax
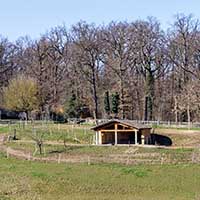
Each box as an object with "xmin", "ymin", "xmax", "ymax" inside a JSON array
[
  {"xmin": 58, "ymin": 154, "xmax": 61, "ymax": 164},
  {"xmin": 28, "ymin": 152, "xmax": 31, "ymax": 161},
  {"xmin": 6, "ymin": 148, "xmax": 9, "ymax": 158},
  {"xmin": 95, "ymin": 131, "xmax": 98, "ymax": 145},
  {"xmin": 58, "ymin": 123, "xmax": 60, "ymax": 131},
  {"xmin": 87, "ymin": 156, "xmax": 91, "ymax": 165},
  {"xmin": 135, "ymin": 130, "xmax": 138, "ymax": 145},
  {"xmin": 99, "ymin": 131, "xmax": 102, "ymax": 145},
  {"xmin": 141, "ymin": 135, "xmax": 145, "ymax": 145},
  {"xmin": 115, "ymin": 123, "xmax": 118, "ymax": 145},
  {"xmin": 8, "ymin": 122, "xmax": 11, "ymax": 135}
]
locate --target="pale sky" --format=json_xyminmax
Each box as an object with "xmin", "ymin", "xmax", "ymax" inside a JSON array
[{"xmin": 0, "ymin": 0, "xmax": 200, "ymax": 41}]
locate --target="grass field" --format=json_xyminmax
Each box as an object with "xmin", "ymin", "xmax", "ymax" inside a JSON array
[
  {"xmin": 1, "ymin": 121, "xmax": 200, "ymax": 147},
  {"xmin": 0, "ymin": 152, "xmax": 200, "ymax": 200},
  {"xmin": 1, "ymin": 121, "xmax": 200, "ymax": 199},
  {"xmin": 152, "ymin": 124, "xmax": 200, "ymax": 131},
  {"xmin": 1, "ymin": 121, "xmax": 200, "ymax": 165},
  {"xmin": 0, "ymin": 121, "xmax": 94, "ymax": 143}
]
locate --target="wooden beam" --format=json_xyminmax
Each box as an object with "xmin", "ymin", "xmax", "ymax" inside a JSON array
[
  {"xmin": 117, "ymin": 123, "xmax": 132, "ymax": 129},
  {"xmin": 115, "ymin": 124, "xmax": 118, "ymax": 145},
  {"xmin": 97, "ymin": 122, "xmax": 115, "ymax": 129},
  {"xmin": 100, "ymin": 129, "xmax": 136, "ymax": 132}
]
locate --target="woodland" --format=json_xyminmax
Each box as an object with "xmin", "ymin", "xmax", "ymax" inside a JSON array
[{"xmin": 0, "ymin": 14, "xmax": 200, "ymax": 123}]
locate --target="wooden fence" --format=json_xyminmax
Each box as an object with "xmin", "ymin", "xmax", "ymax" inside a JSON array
[
  {"xmin": 87, "ymin": 119, "xmax": 200, "ymax": 129},
  {"xmin": 1, "ymin": 119, "xmax": 200, "ymax": 129},
  {"xmin": 2, "ymin": 145, "xmax": 200, "ymax": 165}
]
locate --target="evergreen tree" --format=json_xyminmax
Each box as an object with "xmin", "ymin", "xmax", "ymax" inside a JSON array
[
  {"xmin": 65, "ymin": 93, "xmax": 78, "ymax": 118},
  {"xmin": 104, "ymin": 91, "xmax": 110, "ymax": 117},
  {"xmin": 111, "ymin": 92, "xmax": 120, "ymax": 118}
]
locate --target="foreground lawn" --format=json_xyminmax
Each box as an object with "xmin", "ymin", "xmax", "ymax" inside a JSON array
[{"xmin": 0, "ymin": 153, "xmax": 200, "ymax": 200}]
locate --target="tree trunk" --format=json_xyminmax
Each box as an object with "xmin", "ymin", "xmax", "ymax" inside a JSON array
[
  {"xmin": 144, "ymin": 96, "xmax": 148, "ymax": 121},
  {"xmin": 92, "ymin": 67, "xmax": 98, "ymax": 125},
  {"xmin": 187, "ymin": 104, "xmax": 191, "ymax": 128},
  {"xmin": 174, "ymin": 97, "xmax": 178, "ymax": 124},
  {"xmin": 120, "ymin": 79, "xmax": 125, "ymax": 119},
  {"xmin": 38, "ymin": 143, "xmax": 42, "ymax": 155},
  {"xmin": 144, "ymin": 70, "xmax": 154, "ymax": 121}
]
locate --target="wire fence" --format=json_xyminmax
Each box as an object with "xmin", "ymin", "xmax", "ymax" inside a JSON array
[
  {"xmin": 0, "ymin": 119, "xmax": 200, "ymax": 129},
  {"xmin": 2, "ymin": 145, "xmax": 200, "ymax": 165},
  {"xmin": 86, "ymin": 119, "xmax": 200, "ymax": 129}
]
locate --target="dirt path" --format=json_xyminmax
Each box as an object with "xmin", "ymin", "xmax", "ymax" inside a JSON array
[
  {"xmin": 2, "ymin": 143, "xmax": 200, "ymax": 165},
  {"xmin": 1, "ymin": 139, "xmax": 200, "ymax": 165},
  {"xmin": 10, "ymin": 139, "xmax": 199, "ymax": 149},
  {"xmin": 12, "ymin": 140, "xmax": 88, "ymax": 146}
]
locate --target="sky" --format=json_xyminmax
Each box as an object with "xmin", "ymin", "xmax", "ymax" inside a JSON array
[{"xmin": 1, "ymin": 0, "xmax": 200, "ymax": 41}]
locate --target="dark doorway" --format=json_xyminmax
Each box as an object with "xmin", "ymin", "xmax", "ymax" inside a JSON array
[
  {"xmin": 151, "ymin": 134, "xmax": 172, "ymax": 146},
  {"xmin": 102, "ymin": 132, "xmax": 115, "ymax": 144},
  {"xmin": 117, "ymin": 132, "xmax": 135, "ymax": 144}
]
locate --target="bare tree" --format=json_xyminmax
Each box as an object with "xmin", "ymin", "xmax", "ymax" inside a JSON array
[
  {"xmin": 1, "ymin": 16, "xmax": 200, "ymax": 122},
  {"xmin": 102, "ymin": 22, "xmax": 137, "ymax": 119},
  {"xmin": 177, "ymin": 80, "xmax": 200, "ymax": 124},
  {"xmin": 0, "ymin": 37, "xmax": 18, "ymax": 101},
  {"xmin": 133, "ymin": 18, "xmax": 167, "ymax": 120},
  {"xmin": 71, "ymin": 22, "xmax": 103, "ymax": 123},
  {"xmin": 29, "ymin": 129, "xmax": 45, "ymax": 155}
]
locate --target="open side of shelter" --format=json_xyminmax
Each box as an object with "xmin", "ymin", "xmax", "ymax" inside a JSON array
[{"xmin": 91, "ymin": 120, "xmax": 151, "ymax": 145}]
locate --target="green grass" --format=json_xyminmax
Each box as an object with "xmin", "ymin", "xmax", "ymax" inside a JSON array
[
  {"xmin": 0, "ymin": 152, "xmax": 200, "ymax": 200},
  {"xmin": 0, "ymin": 126, "xmax": 11, "ymax": 133},
  {"xmin": 7, "ymin": 142, "xmax": 194, "ymax": 155},
  {"xmin": 1, "ymin": 121, "xmax": 200, "ymax": 199},
  {"xmin": 0, "ymin": 122, "xmax": 93, "ymax": 143},
  {"xmin": 6, "ymin": 142, "xmax": 196, "ymax": 165},
  {"xmin": 1, "ymin": 121, "xmax": 200, "ymax": 147},
  {"xmin": 7, "ymin": 142, "xmax": 136, "ymax": 155},
  {"xmin": 153, "ymin": 124, "xmax": 200, "ymax": 131}
]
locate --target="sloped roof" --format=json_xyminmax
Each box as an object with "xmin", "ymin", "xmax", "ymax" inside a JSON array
[{"xmin": 91, "ymin": 119, "xmax": 151, "ymax": 131}]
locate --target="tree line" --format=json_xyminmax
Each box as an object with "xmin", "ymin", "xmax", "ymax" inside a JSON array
[{"xmin": 1, "ymin": 14, "xmax": 200, "ymax": 123}]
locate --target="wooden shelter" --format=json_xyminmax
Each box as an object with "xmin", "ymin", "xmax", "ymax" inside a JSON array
[{"xmin": 91, "ymin": 120, "xmax": 151, "ymax": 145}]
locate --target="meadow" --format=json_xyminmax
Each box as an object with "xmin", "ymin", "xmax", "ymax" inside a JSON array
[
  {"xmin": 0, "ymin": 121, "xmax": 200, "ymax": 199},
  {"xmin": 0, "ymin": 121, "xmax": 94, "ymax": 143},
  {"xmin": 0, "ymin": 153, "xmax": 200, "ymax": 200}
]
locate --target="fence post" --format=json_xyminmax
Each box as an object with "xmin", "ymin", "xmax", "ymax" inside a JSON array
[
  {"xmin": 126, "ymin": 154, "xmax": 130, "ymax": 165},
  {"xmin": 6, "ymin": 148, "xmax": 9, "ymax": 158},
  {"xmin": 28, "ymin": 152, "xmax": 31, "ymax": 161},
  {"xmin": 87, "ymin": 156, "xmax": 91, "ymax": 165},
  {"xmin": 58, "ymin": 124, "xmax": 60, "ymax": 131},
  {"xmin": 161, "ymin": 154, "xmax": 164, "ymax": 165},
  {"xmin": 58, "ymin": 154, "xmax": 61, "ymax": 164}
]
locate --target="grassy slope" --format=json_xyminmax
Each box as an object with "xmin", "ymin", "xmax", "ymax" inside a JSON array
[
  {"xmin": 1, "ymin": 122, "xmax": 200, "ymax": 147},
  {"xmin": 153, "ymin": 124, "xmax": 200, "ymax": 131},
  {"xmin": 154, "ymin": 128, "xmax": 200, "ymax": 147},
  {"xmin": 1, "ymin": 123, "xmax": 200, "ymax": 199},
  {"xmin": 0, "ymin": 123, "xmax": 93, "ymax": 143},
  {"xmin": 0, "ymin": 153, "xmax": 200, "ymax": 200},
  {"xmin": 7, "ymin": 142, "xmax": 194, "ymax": 155}
]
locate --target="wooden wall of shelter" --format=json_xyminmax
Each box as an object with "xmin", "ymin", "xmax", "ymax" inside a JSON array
[{"xmin": 91, "ymin": 120, "xmax": 151, "ymax": 145}]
